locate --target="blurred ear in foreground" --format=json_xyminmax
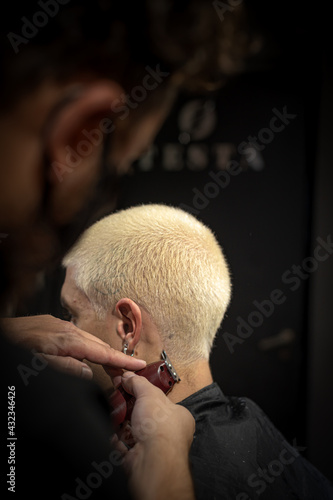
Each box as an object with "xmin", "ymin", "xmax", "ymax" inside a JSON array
[{"xmin": 46, "ymin": 81, "xmax": 124, "ymax": 226}]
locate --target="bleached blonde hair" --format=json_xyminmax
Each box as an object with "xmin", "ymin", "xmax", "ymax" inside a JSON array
[{"xmin": 62, "ymin": 204, "xmax": 231, "ymax": 364}]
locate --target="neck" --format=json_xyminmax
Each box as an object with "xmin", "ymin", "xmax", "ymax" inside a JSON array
[{"xmin": 167, "ymin": 359, "xmax": 213, "ymax": 404}]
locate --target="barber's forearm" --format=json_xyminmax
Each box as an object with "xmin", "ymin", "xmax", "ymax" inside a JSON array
[{"xmin": 129, "ymin": 437, "xmax": 195, "ymax": 500}]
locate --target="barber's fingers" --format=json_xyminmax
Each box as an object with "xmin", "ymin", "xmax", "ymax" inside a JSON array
[
  {"xmin": 38, "ymin": 354, "xmax": 94, "ymax": 379},
  {"xmin": 120, "ymin": 372, "xmax": 196, "ymax": 428},
  {"xmin": 111, "ymin": 433, "xmax": 129, "ymax": 455},
  {"xmin": 53, "ymin": 323, "xmax": 146, "ymax": 371},
  {"xmin": 120, "ymin": 372, "xmax": 195, "ymax": 451},
  {"xmin": 108, "ymin": 372, "xmax": 123, "ymax": 388},
  {"xmin": 38, "ymin": 353, "xmax": 136, "ymax": 382},
  {"xmin": 120, "ymin": 371, "xmax": 164, "ymax": 398},
  {"xmin": 1, "ymin": 315, "xmax": 146, "ymax": 372},
  {"xmin": 102, "ymin": 366, "xmax": 125, "ymax": 383}
]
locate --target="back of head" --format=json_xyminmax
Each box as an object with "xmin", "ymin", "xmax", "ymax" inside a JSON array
[{"xmin": 63, "ymin": 204, "xmax": 231, "ymax": 364}]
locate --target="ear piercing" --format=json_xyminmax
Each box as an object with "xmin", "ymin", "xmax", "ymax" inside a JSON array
[{"xmin": 122, "ymin": 341, "xmax": 134, "ymax": 356}]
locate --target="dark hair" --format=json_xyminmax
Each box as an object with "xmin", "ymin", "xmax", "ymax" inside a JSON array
[{"xmin": 1, "ymin": 0, "xmax": 260, "ymax": 108}]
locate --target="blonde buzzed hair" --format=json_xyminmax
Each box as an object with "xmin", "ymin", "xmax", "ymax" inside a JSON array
[{"xmin": 63, "ymin": 204, "xmax": 231, "ymax": 364}]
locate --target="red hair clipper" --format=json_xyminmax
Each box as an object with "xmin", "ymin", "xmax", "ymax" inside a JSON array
[{"xmin": 109, "ymin": 350, "xmax": 180, "ymax": 427}]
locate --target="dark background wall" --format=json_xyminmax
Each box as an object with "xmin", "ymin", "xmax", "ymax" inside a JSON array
[
  {"xmin": 23, "ymin": 0, "xmax": 333, "ymax": 481},
  {"xmin": 306, "ymin": 54, "xmax": 333, "ymax": 481}
]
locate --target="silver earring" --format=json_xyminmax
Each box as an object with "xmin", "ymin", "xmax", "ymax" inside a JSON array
[{"xmin": 122, "ymin": 342, "xmax": 134, "ymax": 356}]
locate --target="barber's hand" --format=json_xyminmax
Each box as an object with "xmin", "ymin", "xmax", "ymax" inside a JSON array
[
  {"xmin": 0, "ymin": 315, "xmax": 146, "ymax": 378},
  {"xmin": 113, "ymin": 372, "xmax": 195, "ymax": 476}
]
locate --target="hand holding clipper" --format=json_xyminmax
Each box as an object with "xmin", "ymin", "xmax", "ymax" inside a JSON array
[{"xmin": 109, "ymin": 350, "xmax": 180, "ymax": 427}]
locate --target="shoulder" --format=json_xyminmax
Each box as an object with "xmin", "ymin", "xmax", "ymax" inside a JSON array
[{"xmin": 183, "ymin": 385, "xmax": 333, "ymax": 499}]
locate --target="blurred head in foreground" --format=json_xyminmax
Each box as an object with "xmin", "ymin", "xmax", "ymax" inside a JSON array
[{"xmin": 0, "ymin": 0, "xmax": 259, "ymax": 310}]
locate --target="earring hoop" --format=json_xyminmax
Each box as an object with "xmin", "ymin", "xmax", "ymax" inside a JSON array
[{"xmin": 122, "ymin": 342, "xmax": 134, "ymax": 356}]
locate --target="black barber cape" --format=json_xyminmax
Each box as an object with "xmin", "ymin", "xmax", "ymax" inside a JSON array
[
  {"xmin": 0, "ymin": 332, "xmax": 131, "ymax": 500},
  {"xmin": 179, "ymin": 383, "xmax": 333, "ymax": 500}
]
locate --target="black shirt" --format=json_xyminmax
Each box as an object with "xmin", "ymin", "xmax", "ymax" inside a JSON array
[{"xmin": 179, "ymin": 383, "xmax": 333, "ymax": 500}]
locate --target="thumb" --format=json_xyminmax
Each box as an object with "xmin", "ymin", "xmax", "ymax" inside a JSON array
[{"xmin": 121, "ymin": 371, "xmax": 149, "ymax": 398}]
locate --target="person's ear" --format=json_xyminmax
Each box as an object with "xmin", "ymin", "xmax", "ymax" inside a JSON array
[
  {"xmin": 115, "ymin": 298, "xmax": 142, "ymax": 355},
  {"xmin": 45, "ymin": 80, "xmax": 124, "ymax": 225}
]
